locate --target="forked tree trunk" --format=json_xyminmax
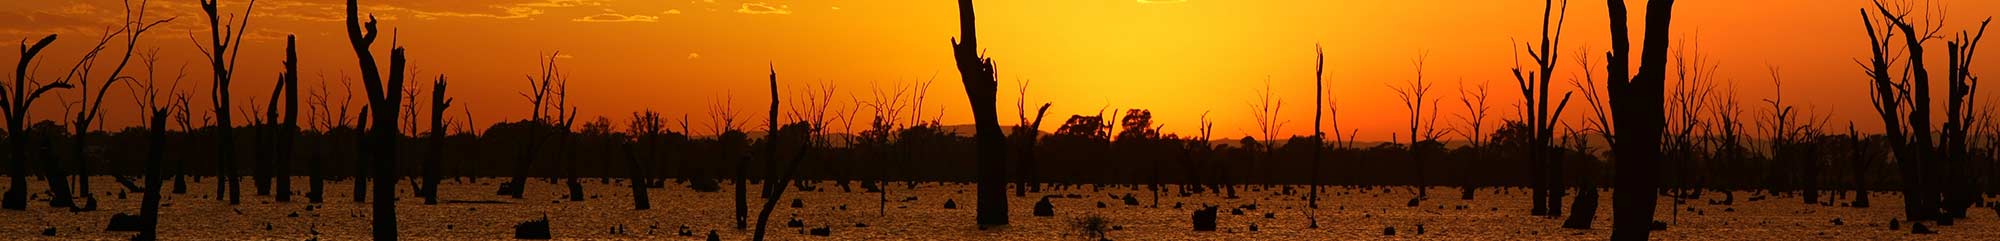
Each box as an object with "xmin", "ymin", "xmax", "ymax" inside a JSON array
[{"xmin": 1606, "ymin": 0, "xmax": 1676, "ymax": 240}]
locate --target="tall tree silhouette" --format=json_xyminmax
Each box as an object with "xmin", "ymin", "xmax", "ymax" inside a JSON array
[
  {"xmin": 1939, "ymin": 15, "xmax": 1988, "ymax": 222},
  {"xmin": 345, "ymin": 0, "xmax": 410, "ymax": 238},
  {"xmin": 3, "ymin": 35, "xmax": 75, "ymax": 210},
  {"xmin": 135, "ymin": 100, "xmax": 170, "ymax": 241},
  {"xmin": 1512, "ymin": 0, "xmax": 1574, "ymax": 217},
  {"xmin": 423, "ymin": 76, "xmax": 450, "ymax": 204},
  {"xmin": 1455, "ymin": 78, "xmax": 1492, "ymax": 200},
  {"xmin": 751, "ymin": 66, "xmax": 815, "ymax": 241},
  {"xmin": 1605, "ymin": 0, "xmax": 1676, "ymax": 239},
  {"xmin": 1857, "ymin": 0, "xmax": 1992, "ymax": 223},
  {"xmin": 1312, "ymin": 44, "xmax": 1327, "ymax": 207},
  {"xmin": 274, "ymin": 35, "xmax": 299, "ymax": 202},
  {"xmin": 64, "ymin": 1, "xmax": 173, "ymax": 208},
  {"xmin": 198, "ymin": 0, "xmax": 255, "ymax": 205},
  {"xmin": 352, "ymin": 106, "xmax": 369, "ymax": 203},
  {"xmin": 1013, "ymin": 79, "xmax": 1050, "ymax": 197},
  {"xmin": 627, "ymin": 110, "xmax": 666, "ymax": 210},
  {"xmin": 1390, "ymin": 54, "xmax": 1448, "ymax": 199},
  {"xmin": 503, "ymin": 52, "xmax": 560, "ymax": 199},
  {"xmin": 952, "ymin": 0, "xmax": 1011, "ymax": 227}
]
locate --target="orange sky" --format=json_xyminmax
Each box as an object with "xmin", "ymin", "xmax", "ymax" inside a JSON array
[{"xmin": 2, "ymin": 0, "xmax": 1997, "ymax": 141}]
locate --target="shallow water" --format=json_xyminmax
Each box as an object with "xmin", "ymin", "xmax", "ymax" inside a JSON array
[{"xmin": 1, "ymin": 176, "xmax": 1994, "ymax": 240}]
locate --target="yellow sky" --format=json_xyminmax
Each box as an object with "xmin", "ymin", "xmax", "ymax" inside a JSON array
[{"xmin": 2, "ymin": 0, "xmax": 1996, "ymax": 141}]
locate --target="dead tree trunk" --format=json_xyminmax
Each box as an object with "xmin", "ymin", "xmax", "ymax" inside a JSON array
[
  {"xmin": 345, "ymin": 0, "xmax": 409, "ymax": 238},
  {"xmin": 624, "ymin": 142, "xmax": 650, "ymax": 210},
  {"xmin": 424, "ymin": 77, "xmax": 450, "ymax": 205},
  {"xmin": 198, "ymin": 0, "xmax": 253, "ymax": 206},
  {"xmin": 276, "ymin": 35, "xmax": 299, "ymax": 202},
  {"xmin": 1606, "ymin": 0, "xmax": 1676, "ymax": 240},
  {"xmin": 352, "ymin": 108, "xmax": 369, "ymax": 203},
  {"xmin": 952, "ymin": 0, "xmax": 1010, "ymax": 227},
  {"xmin": 135, "ymin": 109, "xmax": 169, "ymax": 241}
]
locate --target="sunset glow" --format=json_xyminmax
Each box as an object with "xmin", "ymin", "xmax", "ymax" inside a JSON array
[{"xmin": 4, "ymin": 0, "xmax": 1998, "ymax": 140}]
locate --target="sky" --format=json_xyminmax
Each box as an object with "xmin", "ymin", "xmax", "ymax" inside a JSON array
[{"xmin": 1, "ymin": 0, "xmax": 1996, "ymax": 141}]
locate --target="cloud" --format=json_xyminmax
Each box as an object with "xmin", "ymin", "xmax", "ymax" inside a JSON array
[
  {"xmin": 1137, "ymin": 0, "xmax": 1188, "ymax": 3},
  {"xmin": 572, "ymin": 13, "xmax": 659, "ymax": 22},
  {"xmin": 665, "ymin": 9, "xmax": 683, "ymax": 14},
  {"xmin": 687, "ymin": 53, "xmax": 701, "ymax": 59},
  {"xmin": 736, "ymin": 2, "xmax": 791, "ymax": 15}
]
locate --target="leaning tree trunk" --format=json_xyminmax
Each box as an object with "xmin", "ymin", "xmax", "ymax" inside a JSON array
[
  {"xmin": 38, "ymin": 129, "xmax": 76, "ymax": 208},
  {"xmin": 1607, "ymin": 0, "xmax": 1676, "ymax": 240},
  {"xmin": 953, "ymin": 0, "xmax": 1010, "ymax": 227},
  {"xmin": 624, "ymin": 142, "xmax": 650, "ymax": 210}
]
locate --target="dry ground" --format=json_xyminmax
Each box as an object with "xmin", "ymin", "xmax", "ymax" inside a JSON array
[{"xmin": 2, "ymin": 176, "xmax": 1995, "ymax": 240}]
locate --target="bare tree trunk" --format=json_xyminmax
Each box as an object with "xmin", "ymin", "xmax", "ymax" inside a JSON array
[
  {"xmin": 424, "ymin": 77, "xmax": 449, "ymax": 205},
  {"xmin": 624, "ymin": 142, "xmax": 650, "ymax": 210},
  {"xmin": 345, "ymin": 0, "xmax": 408, "ymax": 238},
  {"xmin": 276, "ymin": 35, "xmax": 299, "ymax": 203},
  {"xmin": 354, "ymin": 108, "xmax": 369, "ymax": 203},
  {"xmin": 1606, "ymin": 0, "xmax": 1676, "ymax": 240},
  {"xmin": 953, "ymin": 0, "xmax": 1010, "ymax": 228},
  {"xmin": 136, "ymin": 109, "xmax": 169, "ymax": 241}
]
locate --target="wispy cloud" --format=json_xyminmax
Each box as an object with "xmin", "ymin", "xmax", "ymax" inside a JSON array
[
  {"xmin": 736, "ymin": 2, "xmax": 791, "ymax": 15},
  {"xmin": 687, "ymin": 52, "xmax": 701, "ymax": 59},
  {"xmin": 573, "ymin": 13, "xmax": 659, "ymax": 22},
  {"xmin": 665, "ymin": 9, "xmax": 683, "ymax": 14}
]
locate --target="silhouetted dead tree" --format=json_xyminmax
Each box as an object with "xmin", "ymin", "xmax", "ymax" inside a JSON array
[
  {"xmin": 197, "ymin": 0, "xmax": 255, "ymax": 205},
  {"xmin": 1705, "ymin": 65, "xmax": 1744, "ymax": 200},
  {"xmin": 952, "ymin": 0, "xmax": 1011, "ymax": 228},
  {"xmin": 129, "ymin": 43, "xmax": 189, "ymax": 197},
  {"xmin": 61, "ymin": 2, "xmax": 173, "ymax": 209},
  {"xmin": 1760, "ymin": 66, "xmax": 1803, "ymax": 200},
  {"xmin": 3, "ymin": 35, "xmax": 76, "ymax": 210},
  {"xmin": 1390, "ymin": 53, "xmax": 1450, "ymax": 200},
  {"xmin": 33, "ymin": 15, "xmax": 121, "ymax": 211},
  {"xmin": 1858, "ymin": 1, "xmax": 1935, "ymax": 222},
  {"xmin": 1843, "ymin": 123, "xmax": 1872, "ymax": 208},
  {"xmin": 627, "ymin": 110, "xmax": 665, "ymax": 210},
  {"xmin": 1560, "ymin": 123, "xmax": 1600, "ymax": 229},
  {"xmin": 1605, "ymin": 0, "xmax": 1676, "ymax": 239},
  {"xmin": 548, "ymin": 72, "xmax": 581, "ymax": 202},
  {"xmin": 423, "ymin": 76, "xmax": 449, "ymax": 205},
  {"xmin": 1666, "ymin": 38, "xmax": 1714, "ymax": 202},
  {"xmin": 352, "ymin": 106, "xmax": 369, "ymax": 203},
  {"xmin": 1456, "ymin": 77, "xmax": 1492, "ymax": 200},
  {"xmin": 1940, "ymin": 15, "xmax": 1988, "ymax": 221},
  {"xmin": 171, "ymin": 92, "xmax": 197, "ymax": 195},
  {"xmin": 751, "ymin": 66, "xmax": 817, "ymax": 241},
  {"xmin": 274, "ymin": 35, "xmax": 299, "ymax": 203},
  {"xmin": 344, "ymin": 0, "xmax": 410, "ymax": 238},
  {"xmin": 502, "ymin": 52, "xmax": 560, "ymax": 199},
  {"xmin": 707, "ymin": 93, "xmax": 749, "ymax": 229},
  {"xmin": 1014, "ymin": 79, "xmax": 1051, "ymax": 197},
  {"xmin": 1512, "ymin": 0, "xmax": 1573, "ymax": 217},
  {"xmin": 1312, "ymin": 44, "xmax": 1328, "ymax": 207},
  {"xmin": 135, "ymin": 93, "xmax": 169, "ymax": 241},
  {"xmin": 1248, "ymin": 78, "xmax": 1285, "ymax": 188}
]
